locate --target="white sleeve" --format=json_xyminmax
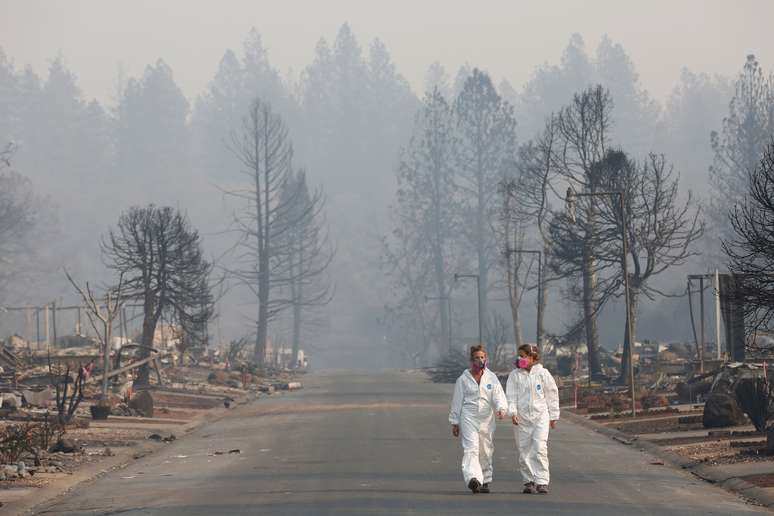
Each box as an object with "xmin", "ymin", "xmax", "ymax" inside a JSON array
[
  {"xmin": 449, "ymin": 377, "xmax": 463, "ymax": 425},
  {"xmin": 493, "ymin": 377, "xmax": 508, "ymax": 413},
  {"xmin": 544, "ymin": 370, "xmax": 560, "ymax": 420},
  {"xmin": 505, "ymin": 371, "xmax": 518, "ymax": 417}
]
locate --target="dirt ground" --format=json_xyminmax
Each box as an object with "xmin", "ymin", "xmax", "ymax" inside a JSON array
[
  {"xmin": 610, "ymin": 416, "xmax": 705, "ymax": 435},
  {"xmin": 588, "ymin": 407, "xmax": 682, "ymax": 420},
  {"xmin": 573, "ymin": 393, "xmax": 774, "ymax": 468},
  {"xmin": 743, "ymin": 473, "xmax": 774, "ymax": 488},
  {"xmin": 666, "ymin": 440, "xmax": 774, "ymax": 465}
]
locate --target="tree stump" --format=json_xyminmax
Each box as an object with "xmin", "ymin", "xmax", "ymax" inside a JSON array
[{"xmin": 128, "ymin": 390, "xmax": 154, "ymax": 418}]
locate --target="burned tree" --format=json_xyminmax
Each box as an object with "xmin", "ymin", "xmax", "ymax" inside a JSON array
[
  {"xmin": 65, "ymin": 270, "xmax": 125, "ymax": 400},
  {"xmin": 498, "ymin": 181, "xmax": 528, "ymax": 349},
  {"xmin": 593, "ymin": 151, "xmax": 704, "ymax": 382},
  {"xmin": 552, "ymin": 148, "xmax": 703, "ymax": 381},
  {"xmin": 384, "ymin": 89, "xmax": 459, "ymax": 361},
  {"xmin": 500, "ymin": 116, "xmax": 562, "ymax": 350},
  {"xmin": 710, "ymin": 55, "xmax": 774, "ymax": 252},
  {"xmin": 275, "ymin": 170, "xmax": 334, "ymax": 368},
  {"xmin": 381, "ymin": 225, "xmax": 435, "ymax": 366},
  {"xmin": 0, "ymin": 142, "xmax": 42, "ymax": 295},
  {"xmin": 549, "ymin": 87, "xmax": 703, "ymax": 381},
  {"xmin": 548, "ymin": 86, "xmax": 614, "ymax": 379},
  {"xmin": 724, "ymin": 141, "xmax": 774, "ymax": 351},
  {"xmin": 453, "ymin": 70, "xmax": 517, "ymax": 340},
  {"xmin": 102, "ymin": 205, "xmax": 213, "ymax": 386},
  {"xmin": 515, "ymin": 118, "xmax": 560, "ymax": 349},
  {"xmin": 226, "ymin": 337, "xmax": 249, "ymax": 366},
  {"xmin": 550, "ymin": 205, "xmax": 619, "ymax": 380},
  {"xmin": 47, "ymin": 356, "xmax": 88, "ymax": 426},
  {"xmin": 176, "ymin": 276, "xmax": 215, "ymax": 366},
  {"xmin": 228, "ymin": 99, "xmax": 328, "ymax": 367}
]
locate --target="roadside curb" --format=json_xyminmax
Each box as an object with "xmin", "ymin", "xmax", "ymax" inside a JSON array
[
  {"xmin": 564, "ymin": 411, "xmax": 774, "ymax": 509},
  {"xmin": 3, "ymin": 391, "xmax": 259, "ymax": 516}
]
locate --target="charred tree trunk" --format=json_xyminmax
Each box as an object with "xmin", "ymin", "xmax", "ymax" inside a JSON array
[
  {"xmin": 253, "ymin": 130, "xmax": 269, "ymax": 366},
  {"xmin": 582, "ymin": 239, "xmax": 602, "ymax": 378},
  {"xmin": 136, "ymin": 295, "xmax": 158, "ymax": 386},
  {"xmin": 290, "ymin": 243, "xmax": 303, "ymax": 367},
  {"xmin": 537, "ymin": 243, "xmax": 549, "ymax": 350},
  {"xmin": 477, "ymin": 179, "xmax": 488, "ymax": 343},
  {"xmin": 432, "ymin": 204, "xmax": 450, "ymax": 354},
  {"xmin": 505, "ymin": 249, "xmax": 525, "ymax": 349},
  {"xmin": 255, "ymin": 259, "xmax": 269, "ymax": 366},
  {"xmin": 511, "ymin": 301, "xmax": 524, "ymax": 348}
]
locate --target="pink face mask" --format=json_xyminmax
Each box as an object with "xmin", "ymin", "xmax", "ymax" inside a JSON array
[
  {"xmin": 470, "ymin": 359, "xmax": 487, "ymax": 372},
  {"xmin": 515, "ymin": 357, "xmax": 530, "ymax": 369}
]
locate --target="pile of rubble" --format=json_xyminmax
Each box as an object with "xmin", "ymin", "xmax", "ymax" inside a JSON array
[
  {"xmin": 0, "ymin": 332, "xmax": 306, "ymax": 489},
  {"xmin": 568, "ymin": 360, "xmax": 774, "ymax": 467},
  {"xmin": 0, "ymin": 461, "xmax": 61, "ymax": 481}
]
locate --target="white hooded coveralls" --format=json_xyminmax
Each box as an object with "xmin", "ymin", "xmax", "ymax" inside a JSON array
[
  {"xmin": 449, "ymin": 369, "xmax": 507, "ymax": 486},
  {"xmin": 506, "ymin": 363, "xmax": 559, "ymax": 485}
]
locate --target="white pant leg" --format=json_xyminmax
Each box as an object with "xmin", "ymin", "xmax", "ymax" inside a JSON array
[
  {"xmin": 520, "ymin": 416, "xmax": 551, "ymax": 485},
  {"xmin": 479, "ymin": 415, "xmax": 495, "ymax": 484},
  {"xmin": 460, "ymin": 416, "xmax": 483, "ymax": 486},
  {"xmin": 514, "ymin": 422, "xmax": 534, "ymax": 484}
]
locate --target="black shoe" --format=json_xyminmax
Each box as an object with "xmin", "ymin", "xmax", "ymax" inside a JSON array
[
  {"xmin": 523, "ymin": 482, "xmax": 536, "ymax": 494},
  {"xmin": 468, "ymin": 478, "xmax": 481, "ymax": 493},
  {"xmin": 536, "ymin": 484, "xmax": 549, "ymax": 494},
  {"xmin": 480, "ymin": 482, "xmax": 490, "ymax": 493}
]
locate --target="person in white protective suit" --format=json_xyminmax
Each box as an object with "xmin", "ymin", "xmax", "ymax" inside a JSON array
[
  {"xmin": 506, "ymin": 343, "xmax": 559, "ymax": 494},
  {"xmin": 449, "ymin": 345, "xmax": 507, "ymax": 494}
]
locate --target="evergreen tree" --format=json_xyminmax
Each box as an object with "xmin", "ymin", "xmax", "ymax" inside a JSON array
[
  {"xmin": 595, "ymin": 35, "xmax": 660, "ymax": 156},
  {"xmin": 662, "ymin": 68, "xmax": 732, "ymax": 194},
  {"xmin": 709, "ymin": 55, "xmax": 774, "ymax": 256},
  {"xmin": 275, "ymin": 170, "xmax": 333, "ymax": 366},
  {"xmin": 384, "ymin": 89, "xmax": 459, "ymax": 363},
  {"xmin": 453, "ymin": 69, "xmax": 517, "ymax": 342},
  {"xmin": 114, "ymin": 59, "xmax": 189, "ymax": 203}
]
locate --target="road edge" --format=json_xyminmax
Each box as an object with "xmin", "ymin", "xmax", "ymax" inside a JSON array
[{"xmin": 563, "ymin": 411, "xmax": 774, "ymax": 509}]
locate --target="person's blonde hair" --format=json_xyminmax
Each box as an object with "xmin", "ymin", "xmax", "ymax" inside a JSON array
[
  {"xmin": 518, "ymin": 344, "xmax": 539, "ymax": 362},
  {"xmin": 469, "ymin": 344, "xmax": 486, "ymax": 359}
]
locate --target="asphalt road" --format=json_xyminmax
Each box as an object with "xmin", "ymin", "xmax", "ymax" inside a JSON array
[{"xmin": 34, "ymin": 370, "xmax": 767, "ymax": 515}]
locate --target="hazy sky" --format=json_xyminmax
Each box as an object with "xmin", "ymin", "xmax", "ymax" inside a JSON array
[{"xmin": 1, "ymin": 0, "xmax": 772, "ymax": 105}]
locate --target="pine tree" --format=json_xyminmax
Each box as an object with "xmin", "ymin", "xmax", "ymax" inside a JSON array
[
  {"xmin": 453, "ymin": 69, "xmax": 517, "ymax": 342},
  {"xmin": 709, "ymin": 55, "xmax": 774, "ymax": 257}
]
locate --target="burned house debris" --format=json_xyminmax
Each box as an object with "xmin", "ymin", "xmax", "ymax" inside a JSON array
[
  {"xmin": 427, "ymin": 264, "xmax": 774, "ymax": 469},
  {"xmin": 0, "ymin": 300, "xmax": 306, "ymax": 489}
]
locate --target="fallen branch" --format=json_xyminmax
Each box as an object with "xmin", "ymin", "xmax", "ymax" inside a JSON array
[{"xmin": 88, "ymin": 352, "xmax": 170, "ymax": 385}]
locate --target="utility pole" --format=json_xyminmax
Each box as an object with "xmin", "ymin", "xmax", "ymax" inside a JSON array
[
  {"xmin": 51, "ymin": 300, "xmax": 57, "ymax": 349},
  {"xmin": 25, "ymin": 307, "xmax": 32, "ymax": 347},
  {"xmin": 714, "ymin": 270, "xmax": 722, "ymax": 360},
  {"xmin": 35, "ymin": 308, "xmax": 40, "ymax": 348},
  {"xmin": 699, "ymin": 276, "xmax": 705, "ymax": 369},
  {"xmin": 44, "ymin": 304, "xmax": 50, "ymax": 347},
  {"xmin": 689, "ymin": 273, "xmax": 726, "ymax": 369}
]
